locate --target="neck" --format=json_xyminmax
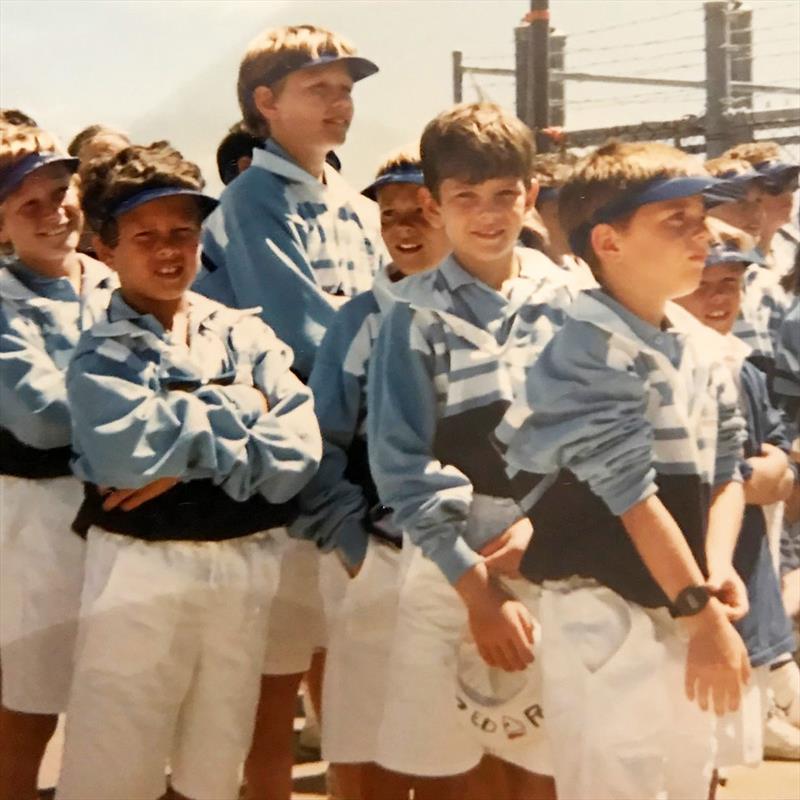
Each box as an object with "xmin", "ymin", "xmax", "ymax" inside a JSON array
[
  {"xmin": 18, "ymin": 249, "xmax": 81, "ymax": 285},
  {"xmin": 120, "ymin": 290, "xmax": 189, "ymax": 333},
  {"xmin": 271, "ymin": 136, "xmax": 327, "ymax": 181},
  {"xmin": 601, "ymin": 276, "xmax": 668, "ymax": 328},
  {"xmin": 453, "ymin": 248, "xmax": 519, "ymax": 291}
]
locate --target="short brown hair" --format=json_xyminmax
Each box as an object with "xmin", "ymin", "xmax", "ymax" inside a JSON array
[
  {"xmin": 420, "ymin": 103, "xmax": 535, "ymax": 198},
  {"xmin": 0, "ymin": 123, "xmax": 60, "ymax": 175},
  {"xmin": 80, "ymin": 141, "xmax": 205, "ymax": 245},
  {"xmin": 531, "ymin": 151, "xmax": 577, "ymax": 189},
  {"xmin": 67, "ymin": 124, "xmax": 130, "ymax": 160},
  {"xmin": 721, "ymin": 141, "xmax": 781, "ymax": 166},
  {"xmin": 705, "ymin": 156, "xmax": 754, "ymax": 178},
  {"xmin": 559, "ymin": 140, "xmax": 705, "ymax": 274},
  {"xmin": 238, "ymin": 25, "xmax": 358, "ymax": 138}
]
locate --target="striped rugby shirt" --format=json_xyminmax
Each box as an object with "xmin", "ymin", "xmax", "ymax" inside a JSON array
[
  {"xmin": 496, "ymin": 288, "xmax": 746, "ymax": 608},
  {"xmin": 773, "ymin": 295, "xmax": 800, "ymax": 439},
  {"xmin": 367, "ymin": 248, "xmax": 575, "ymax": 584},
  {"xmin": 67, "ymin": 290, "xmax": 321, "ymax": 507},
  {"xmin": 0, "ymin": 256, "xmax": 115, "ymax": 465},
  {"xmin": 733, "ymin": 264, "xmax": 790, "ymax": 369},
  {"xmin": 197, "ymin": 139, "xmax": 387, "ymax": 379},
  {"xmin": 293, "ymin": 266, "xmax": 410, "ymax": 567}
]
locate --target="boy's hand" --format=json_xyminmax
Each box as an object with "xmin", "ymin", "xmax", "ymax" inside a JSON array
[
  {"xmin": 683, "ymin": 600, "xmax": 751, "ymax": 716},
  {"xmin": 706, "ymin": 565, "xmax": 749, "ymax": 621},
  {"xmin": 479, "ymin": 517, "xmax": 533, "ymax": 579},
  {"xmin": 744, "ymin": 443, "xmax": 793, "ymax": 506},
  {"xmin": 100, "ymin": 477, "xmax": 180, "ymax": 512},
  {"xmin": 465, "ymin": 582, "xmax": 535, "ymax": 672}
]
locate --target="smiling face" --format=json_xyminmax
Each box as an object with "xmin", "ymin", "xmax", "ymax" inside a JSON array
[
  {"xmin": 258, "ymin": 61, "xmax": 354, "ymax": 155},
  {"xmin": 98, "ymin": 194, "xmax": 201, "ymax": 319},
  {"xmin": 0, "ymin": 163, "xmax": 82, "ymax": 272},
  {"xmin": 376, "ymin": 182, "xmax": 450, "ymax": 275},
  {"xmin": 673, "ymin": 263, "xmax": 745, "ymax": 335},
  {"xmin": 597, "ymin": 194, "xmax": 711, "ymax": 304},
  {"xmin": 427, "ymin": 175, "xmax": 534, "ymax": 279}
]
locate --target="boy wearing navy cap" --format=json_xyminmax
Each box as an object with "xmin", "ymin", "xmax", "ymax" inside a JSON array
[
  {"xmin": 196, "ymin": 26, "xmax": 386, "ymax": 798},
  {"xmin": 55, "ymin": 142, "xmax": 321, "ymax": 800},
  {"xmin": 496, "ymin": 141, "xmax": 751, "ymax": 799},
  {"xmin": 675, "ymin": 221, "xmax": 799, "ymax": 763},
  {"xmin": 293, "ymin": 148, "xmax": 449, "ymax": 800},
  {"xmin": 0, "ymin": 123, "xmax": 116, "ymax": 800}
]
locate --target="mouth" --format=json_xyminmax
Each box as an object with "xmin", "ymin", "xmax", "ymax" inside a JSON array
[
  {"xmin": 154, "ymin": 264, "xmax": 184, "ymax": 279},
  {"xmin": 395, "ymin": 242, "xmax": 423, "ymax": 255},
  {"xmin": 39, "ymin": 225, "xmax": 71, "ymax": 239},
  {"xmin": 471, "ymin": 229, "xmax": 505, "ymax": 241},
  {"xmin": 705, "ymin": 310, "xmax": 730, "ymax": 321}
]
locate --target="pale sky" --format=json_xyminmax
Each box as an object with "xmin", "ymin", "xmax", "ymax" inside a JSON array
[{"xmin": 2, "ymin": 0, "xmax": 798, "ymax": 194}]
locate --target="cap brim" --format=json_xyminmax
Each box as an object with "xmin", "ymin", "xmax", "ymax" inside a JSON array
[
  {"xmin": 0, "ymin": 153, "xmax": 79, "ymax": 204},
  {"xmin": 110, "ymin": 187, "xmax": 219, "ymax": 219},
  {"xmin": 362, "ymin": 171, "xmax": 424, "ymax": 200},
  {"xmin": 297, "ymin": 55, "xmax": 379, "ymax": 83}
]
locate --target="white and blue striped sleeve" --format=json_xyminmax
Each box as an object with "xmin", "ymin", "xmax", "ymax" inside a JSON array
[
  {"xmin": 292, "ymin": 299, "xmax": 375, "ymax": 568},
  {"xmin": 67, "ymin": 334, "xmax": 267, "ymax": 489},
  {"xmin": 497, "ymin": 321, "xmax": 657, "ymax": 516},
  {"xmin": 0, "ymin": 309, "xmax": 72, "ymax": 448},
  {"xmin": 367, "ymin": 301, "xmax": 478, "ymax": 585},
  {"xmin": 712, "ymin": 359, "xmax": 746, "ymax": 486},
  {"xmin": 226, "ymin": 316, "xmax": 322, "ymax": 503}
]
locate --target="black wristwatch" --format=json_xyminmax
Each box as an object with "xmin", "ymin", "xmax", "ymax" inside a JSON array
[{"xmin": 670, "ymin": 585, "xmax": 711, "ymax": 618}]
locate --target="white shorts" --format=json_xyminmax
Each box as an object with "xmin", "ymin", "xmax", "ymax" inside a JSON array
[
  {"xmin": 56, "ymin": 527, "xmax": 280, "ymax": 800},
  {"xmin": 322, "ymin": 538, "xmax": 406, "ymax": 764},
  {"xmin": 535, "ymin": 582, "xmax": 717, "ymax": 800},
  {"xmin": 0, "ymin": 475, "xmax": 84, "ymax": 714},
  {"xmin": 375, "ymin": 542, "xmax": 551, "ymax": 777},
  {"xmin": 715, "ymin": 664, "xmax": 764, "ymax": 769},
  {"xmin": 261, "ymin": 531, "xmax": 348, "ymax": 675}
]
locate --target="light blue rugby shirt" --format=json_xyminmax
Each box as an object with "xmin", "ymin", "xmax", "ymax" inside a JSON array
[
  {"xmin": 67, "ymin": 290, "xmax": 321, "ymax": 503},
  {"xmin": 197, "ymin": 139, "xmax": 387, "ymax": 379},
  {"xmin": 0, "ymin": 256, "xmax": 115, "ymax": 449},
  {"xmin": 733, "ymin": 264, "xmax": 789, "ymax": 364},
  {"xmin": 293, "ymin": 265, "xmax": 410, "ymax": 567},
  {"xmin": 497, "ymin": 289, "xmax": 745, "ymax": 517},
  {"xmin": 367, "ymin": 248, "xmax": 575, "ymax": 584},
  {"xmin": 774, "ymin": 296, "xmax": 800, "ymax": 439}
]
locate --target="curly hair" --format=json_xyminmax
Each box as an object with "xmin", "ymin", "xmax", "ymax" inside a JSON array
[
  {"xmin": 0, "ymin": 123, "xmax": 60, "ymax": 174},
  {"xmin": 0, "ymin": 108, "xmax": 38, "ymax": 128},
  {"xmin": 67, "ymin": 124, "xmax": 130, "ymax": 160},
  {"xmin": 80, "ymin": 141, "xmax": 205, "ymax": 244}
]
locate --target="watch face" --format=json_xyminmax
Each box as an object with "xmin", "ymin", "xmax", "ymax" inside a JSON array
[{"xmin": 678, "ymin": 585, "xmax": 710, "ymax": 616}]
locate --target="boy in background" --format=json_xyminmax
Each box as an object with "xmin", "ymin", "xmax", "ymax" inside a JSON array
[{"xmin": 0, "ymin": 123, "xmax": 115, "ymax": 800}]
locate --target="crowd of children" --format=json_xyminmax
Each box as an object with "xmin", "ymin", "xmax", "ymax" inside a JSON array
[{"xmin": 1, "ymin": 21, "xmax": 798, "ymax": 800}]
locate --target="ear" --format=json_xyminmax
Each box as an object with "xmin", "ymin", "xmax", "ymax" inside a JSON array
[
  {"xmin": 236, "ymin": 155, "xmax": 252, "ymax": 175},
  {"xmin": 93, "ymin": 235, "xmax": 115, "ymax": 267},
  {"xmin": 590, "ymin": 222, "xmax": 622, "ymax": 265},
  {"xmin": 419, "ymin": 187, "xmax": 444, "ymax": 229},
  {"xmin": 524, "ymin": 179, "xmax": 540, "ymax": 211},
  {"xmin": 253, "ymin": 85, "xmax": 279, "ymax": 124}
]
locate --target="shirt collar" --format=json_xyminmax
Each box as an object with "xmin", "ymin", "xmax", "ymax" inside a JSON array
[{"xmin": 0, "ymin": 254, "xmax": 113, "ymax": 302}]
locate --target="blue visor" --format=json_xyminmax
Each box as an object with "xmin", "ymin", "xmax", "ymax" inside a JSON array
[
  {"xmin": 753, "ymin": 160, "xmax": 800, "ymax": 192},
  {"xmin": 362, "ymin": 165, "xmax": 424, "ymax": 200},
  {"xmin": 706, "ymin": 242, "xmax": 766, "ymax": 268},
  {"xmin": 0, "ymin": 152, "xmax": 79, "ymax": 204},
  {"xmin": 535, "ymin": 185, "xmax": 560, "ymax": 207},
  {"xmin": 568, "ymin": 175, "xmax": 719, "ymax": 256},
  {"xmin": 702, "ymin": 169, "xmax": 763, "ymax": 205},
  {"xmin": 108, "ymin": 186, "xmax": 219, "ymax": 219},
  {"xmin": 263, "ymin": 53, "xmax": 378, "ymax": 87}
]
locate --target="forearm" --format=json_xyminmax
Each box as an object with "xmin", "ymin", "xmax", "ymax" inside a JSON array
[
  {"xmin": 706, "ymin": 480, "xmax": 745, "ymax": 575},
  {"xmin": 621, "ymin": 494, "xmax": 707, "ymax": 602}
]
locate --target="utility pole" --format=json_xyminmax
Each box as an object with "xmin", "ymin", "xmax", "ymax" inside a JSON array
[
  {"xmin": 452, "ymin": 50, "xmax": 463, "ymax": 103},
  {"xmin": 728, "ymin": 2, "xmax": 754, "ymax": 140},
  {"xmin": 529, "ymin": 0, "xmax": 551, "ymax": 151},
  {"xmin": 549, "ymin": 28, "xmax": 566, "ymax": 128},
  {"xmin": 704, "ymin": 0, "xmax": 731, "ymax": 157}
]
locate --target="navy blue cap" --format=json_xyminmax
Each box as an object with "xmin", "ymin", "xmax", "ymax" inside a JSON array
[
  {"xmin": 705, "ymin": 241, "xmax": 766, "ymax": 268},
  {"xmin": 263, "ymin": 53, "xmax": 378, "ymax": 87},
  {"xmin": 108, "ymin": 186, "xmax": 219, "ymax": 220},
  {"xmin": 362, "ymin": 164, "xmax": 424, "ymax": 200},
  {"xmin": 535, "ymin": 185, "xmax": 560, "ymax": 208},
  {"xmin": 0, "ymin": 152, "xmax": 79, "ymax": 204},
  {"xmin": 753, "ymin": 160, "xmax": 800, "ymax": 193},
  {"xmin": 702, "ymin": 168, "xmax": 763, "ymax": 205},
  {"xmin": 568, "ymin": 175, "xmax": 719, "ymax": 256}
]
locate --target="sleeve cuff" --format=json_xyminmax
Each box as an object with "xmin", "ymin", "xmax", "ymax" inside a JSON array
[
  {"xmin": 714, "ymin": 455, "xmax": 742, "ymax": 486},
  {"xmin": 604, "ymin": 474, "xmax": 658, "ymax": 516},
  {"xmin": 432, "ymin": 535, "xmax": 483, "ymax": 586}
]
